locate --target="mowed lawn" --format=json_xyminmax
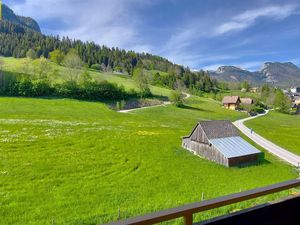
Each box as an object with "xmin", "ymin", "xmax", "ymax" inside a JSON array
[
  {"xmin": 245, "ymin": 111, "xmax": 300, "ymax": 155},
  {"xmin": 0, "ymin": 97, "xmax": 297, "ymax": 225}
]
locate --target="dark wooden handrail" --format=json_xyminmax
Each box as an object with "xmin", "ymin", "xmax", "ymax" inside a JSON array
[{"xmin": 103, "ymin": 179, "xmax": 300, "ymax": 225}]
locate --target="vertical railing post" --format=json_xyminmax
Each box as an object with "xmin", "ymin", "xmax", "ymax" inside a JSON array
[{"xmin": 184, "ymin": 213, "xmax": 193, "ymax": 225}]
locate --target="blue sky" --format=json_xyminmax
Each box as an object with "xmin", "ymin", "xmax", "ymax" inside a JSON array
[{"xmin": 4, "ymin": 0, "xmax": 300, "ymax": 71}]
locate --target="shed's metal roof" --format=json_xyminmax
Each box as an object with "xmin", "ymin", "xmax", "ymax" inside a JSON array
[{"xmin": 209, "ymin": 136, "xmax": 261, "ymax": 158}]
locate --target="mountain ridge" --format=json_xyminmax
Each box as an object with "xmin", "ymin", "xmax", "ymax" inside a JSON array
[
  {"xmin": 2, "ymin": 4, "xmax": 41, "ymax": 32},
  {"xmin": 1, "ymin": 4, "xmax": 299, "ymax": 88},
  {"xmin": 209, "ymin": 62, "xmax": 300, "ymax": 86}
]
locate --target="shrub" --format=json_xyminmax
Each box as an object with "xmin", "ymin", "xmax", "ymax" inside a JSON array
[
  {"xmin": 2, "ymin": 74, "xmax": 133, "ymax": 102},
  {"xmin": 170, "ymin": 90, "xmax": 184, "ymax": 107},
  {"xmin": 32, "ymin": 80, "xmax": 54, "ymax": 96},
  {"xmin": 54, "ymin": 81, "xmax": 81, "ymax": 98},
  {"xmin": 91, "ymin": 64, "xmax": 102, "ymax": 71}
]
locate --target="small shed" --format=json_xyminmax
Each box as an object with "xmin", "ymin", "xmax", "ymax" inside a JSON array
[
  {"xmin": 250, "ymin": 87, "xmax": 259, "ymax": 93},
  {"xmin": 182, "ymin": 120, "xmax": 261, "ymax": 167},
  {"xmin": 241, "ymin": 98, "xmax": 254, "ymax": 105},
  {"xmin": 222, "ymin": 96, "xmax": 241, "ymax": 110},
  {"xmin": 296, "ymin": 106, "xmax": 300, "ymax": 115}
]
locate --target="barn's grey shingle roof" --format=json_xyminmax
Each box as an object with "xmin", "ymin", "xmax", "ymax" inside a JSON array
[
  {"xmin": 199, "ymin": 120, "xmax": 239, "ymax": 139},
  {"xmin": 209, "ymin": 136, "xmax": 261, "ymax": 158}
]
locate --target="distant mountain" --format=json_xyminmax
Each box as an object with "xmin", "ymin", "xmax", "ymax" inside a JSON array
[
  {"xmin": 260, "ymin": 62, "xmax": 300, "ymax": 85},
  {"xmin": 2, "ymin": 4, "xmax": 41, "ymax": 32},
  {"xmin": 209, "ymin": 62, "xmax": 300, "ymax": 86},
  {"xmin": 209, "ymin": 66, "xmax": 263, "ymax": 83}
]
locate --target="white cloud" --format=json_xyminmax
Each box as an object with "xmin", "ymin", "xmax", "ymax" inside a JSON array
[
  {"xmin": 215, "ymin": 4, "xmax": 299, "ymax": 35},
  {"xmin": 237, "ymin": 61, "xmax": 263, "ymax": 71},
  {"xmin": 202, "ymin": 64, "xmax": 224, "ymax": 71},
  {"xmin": 9, "ymin": 0, "xmax": 152, "ymax": 50}
]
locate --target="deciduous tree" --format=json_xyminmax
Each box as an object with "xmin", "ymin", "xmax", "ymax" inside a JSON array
[
  {"xmin": 170, "ymin": 90, "xmax": 184, "ymax": 107},
  {"xmin": 133, "ymin": 68, "xmax": 151, "ymax": 98},
  {"xmin": 26, "ymin": 49, "xmax": 37, "ymax": 60},
  {"xmin": 63, "ymin": 49, "xmax": 83, "ymax": 82},
  {"xmin": 49, "ymin": 49, "xmax": 65, "ymax": 65}
]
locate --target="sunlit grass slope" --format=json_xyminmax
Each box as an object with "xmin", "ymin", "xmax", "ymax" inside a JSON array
[
  {"xmin": 1, "ymin": 57, "xmax": 172, "ymax": 97},
  {"xmin": 245, "ymin": 111, "xmax": 300, "ymax": 155},
  {"xmin": 0, "ymin": 96, "xmax": 296, "ymax": 225}
]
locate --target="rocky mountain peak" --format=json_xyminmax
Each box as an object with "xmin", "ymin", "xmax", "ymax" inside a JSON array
[{"xmin": 2, "ymin": 4, "xmax": 41, "ymax": 32}]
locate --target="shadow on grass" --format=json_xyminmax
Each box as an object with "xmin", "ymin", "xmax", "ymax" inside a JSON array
[
  {"xmin": 236, "ymin": 153, "xmax": 270, "ymax": 169},
  {"xmin": 258, "ymin": 152, "xmax": 271, "ymax": 165},
  {"xmin": 179, "ymin": 104, "xmax": 213, "ymax": 112}
]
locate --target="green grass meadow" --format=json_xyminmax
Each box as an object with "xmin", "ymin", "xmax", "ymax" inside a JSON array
[
  {"xmin": 0, "ymin": 57, "xmax": 172, "ymax": 98},
  {"xmin": 245, "ymin": 111, "xmax": 300, "ymax": 155},
  {"xmin": 0, "ymin": 96, "xmax": 297, "ymax": 225}
]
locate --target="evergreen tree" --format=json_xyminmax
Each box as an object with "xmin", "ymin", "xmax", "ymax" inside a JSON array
[
  {"xmin": 274, "ymin": 90, "xmax": 291, "ymax": 113},
  {"xmin": 0, "ymin": 20, "xmax": 217, "ymax": 93}
]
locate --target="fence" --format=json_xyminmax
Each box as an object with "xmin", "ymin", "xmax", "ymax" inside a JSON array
[{"xmin": 104, "ymin": 179, "xmax": 300, "ymax": 225}]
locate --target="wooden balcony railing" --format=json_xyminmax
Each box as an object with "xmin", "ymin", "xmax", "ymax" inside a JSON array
[{"xmin": 103, "ymin": 179, "xmax": 300, "ymax": 225}]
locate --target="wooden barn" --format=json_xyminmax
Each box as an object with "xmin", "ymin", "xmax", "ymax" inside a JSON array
[
  {"xmin": 222, "ymin": 96, "xmax": 241, "ymax": 110},
  {"xmin": 241, "ymin": 98, "xmax": 254, "ymax": 105},
  {"xmin": 182, "ymin": 120, "xmax": 261, "ymax": 167}
]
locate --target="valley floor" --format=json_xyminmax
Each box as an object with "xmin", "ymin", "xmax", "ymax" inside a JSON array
[{"xmin": 0, "ymin": 96, "xmax": 297, "ymax": 225}]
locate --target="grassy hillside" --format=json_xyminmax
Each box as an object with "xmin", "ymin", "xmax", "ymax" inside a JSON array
[
  {"xmin": 0, "ymin": 96, "xmax": 297, "ymax": 225},
  {"xmin": 0, "ymin": 57, "xmax": 172, "ymax": 98},
  {"xmin": 245, "ymin": 111, "xmax": 300, "ymax": 155}
]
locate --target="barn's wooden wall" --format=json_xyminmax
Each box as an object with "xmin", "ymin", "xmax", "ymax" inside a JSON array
[
  {"xmin": 228, "ymin": 154, "xmax": 259, "ymax": 167},
  {"xmin": 182, "ymin": 138, "xmax": 228, "ymax": 167}
]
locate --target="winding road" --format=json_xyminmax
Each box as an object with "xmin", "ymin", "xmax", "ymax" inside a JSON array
[
  {"xmin": 119, "ymin": 92, "xmax": 191, "ymax": 113},
  {"xmin": 234, "ymin": 111, "xmax": 300, "ymax": 166}
]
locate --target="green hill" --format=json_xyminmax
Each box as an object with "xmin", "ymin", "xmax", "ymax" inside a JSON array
[
  {"xmin": 0, "ymin": 57, "xmax": 172, "ymax": 97},
  {"xmin": 0, "ymin": 4, "xmax": 216, "ymax": 93}
]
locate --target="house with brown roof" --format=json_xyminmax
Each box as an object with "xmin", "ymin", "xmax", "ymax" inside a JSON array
[
  {"xmin": 222, "ymin": 96, "xmax": 241, "ymax": 110},
  {"xmin": 182, "ymin": 120, "xmax": 261, "ymax": 167},
  {"xmin": 240, "ymin": 98, "xmax": 254, "ymax": 105}
]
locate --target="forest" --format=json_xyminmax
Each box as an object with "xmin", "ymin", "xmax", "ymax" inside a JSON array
[{"xmin": 0, "ymin": 20, "xmax": 217, "ymax": 93}]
